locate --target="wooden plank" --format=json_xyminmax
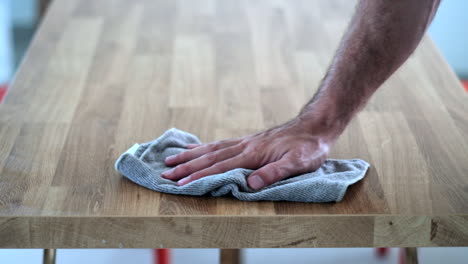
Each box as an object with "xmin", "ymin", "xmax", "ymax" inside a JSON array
[
  {"xmin": 0, "ymin": 216, "xmax": 373, "ymax": 248},
  {"xmin": 169, "ymin": 35, "xmax": 215, "ymax": 108},
  {"xmin": 1, "ymin": 216, "xmax": 467, "ymax": 248},
  {"xmin": 358, "ymin": 112, "xmax": 432, "ymax": 215}
]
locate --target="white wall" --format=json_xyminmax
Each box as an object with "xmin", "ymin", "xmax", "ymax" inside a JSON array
[{"xmin": 429, "ymin": 0, "xmax": 468, "ymax": 78}]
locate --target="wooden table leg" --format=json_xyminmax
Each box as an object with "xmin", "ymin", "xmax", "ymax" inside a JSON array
[
  {"xmin": 220, "ymin": 249, "xmax": 241, "ymax": 264},
  {"xmin": 404, "ymin": 248, "xmax": 418, "ymax": 264},
  {"xmin": 43, "ymin": 249, "xmax": 56, "ymax": 264}
]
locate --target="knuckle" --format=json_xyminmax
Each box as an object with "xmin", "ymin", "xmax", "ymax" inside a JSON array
[
  {"xmin": 250, "ymin": 143, "xmax": 263, "ymax": 153},
  {"xmin": 288, "ymin": 151, "xmax": 309, "ymax": 168},
  {"xmin": 295, "ymin": 158, "xmax": 309, "ymax": 169},
  {"xmin": 263, "ymin": 164, "xmax": 289, "ymax": 184},
  {"xmin": 270, "ymin": 165, "xmax": 283, "ymax": 178},
  {"xmin": 174, "ymin": 164, "xmax": 190, "ymax": 175},
  {"xmin": 250, "ymin": 151, "xmax": 264, "ymax": 165},
  {"xmin": 238, "ymin": 152, "xmax": 248, "ymax": 160},
  {"xmin": 207, "ymin": 143, "xmax": 218, "ymax": 151},
  {"xmin": 239, "ymin": 152, "xmax": 258, "ymax": 167},
  {"xmin": 212, "ymin": 162, "xmax": 227, "ymax": 172},
  {"xmin": 239, "ymin": 140, "xmax": 249, "ymax": 148},
  {"xmin": 204, "ymin": 152, "xmax": 218, "ymax": 163}
]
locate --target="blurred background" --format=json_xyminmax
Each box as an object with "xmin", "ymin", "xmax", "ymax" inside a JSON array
[
  {"xmin": 0, "ymin": 0, "xmax": 467, "ymax": 263},
  {"xmin": 0, "ymin": 0, "xmax": 38, "ymax": 99},
  {"xmin": 1, "ymin": 248, "xmax": 468, "ymax": 264}
]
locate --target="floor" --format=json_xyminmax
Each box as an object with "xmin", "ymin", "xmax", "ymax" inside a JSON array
[{"xmin": 1, "ymin": 248, "xmax": 468, "ymax": 264}]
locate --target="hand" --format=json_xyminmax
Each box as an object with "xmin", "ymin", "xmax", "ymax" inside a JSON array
[{"xmin": 161, "ymin": 117, "xmax": 340, "ymax": 190}]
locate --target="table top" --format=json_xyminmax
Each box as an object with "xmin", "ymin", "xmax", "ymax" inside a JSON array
[{"xmin": 1, "ymin": 0, "xmax": 468, "ymax": 248}]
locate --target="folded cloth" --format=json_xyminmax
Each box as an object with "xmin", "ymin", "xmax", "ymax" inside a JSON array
[{"xmin": 115, "ymin": 128, "xmax": 370, "ymax": 202}]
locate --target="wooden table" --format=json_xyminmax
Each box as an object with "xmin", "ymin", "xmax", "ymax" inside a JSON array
[{"xmin": 1, "ymin": 0, "xmax": 468, "ymax": 259}]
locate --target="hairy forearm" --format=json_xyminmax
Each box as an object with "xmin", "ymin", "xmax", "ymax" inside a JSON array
[{"xmin": 298, "ymin": 0, "xmax": 440, "ymax": 139}]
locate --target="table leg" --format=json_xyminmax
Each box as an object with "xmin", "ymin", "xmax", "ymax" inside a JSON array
[
  {"xmin": 220, "ymin": 249, "xmax": 241, "ymax": 264},
  {"xmin": 403, "ymin": 248, "xmax": 418, "ymax": 264},
  {"xmin": 43, "ymin": 249, "xmax": 56, "ymax": 264},
  {"xmin": 38, "ymin": 0, "xmax": 51, "ymax": 21}
]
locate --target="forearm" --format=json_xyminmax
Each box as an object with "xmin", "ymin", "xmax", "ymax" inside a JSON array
[{"xmin": 298, "ymin": 0, "xmax": 440, "ymax": 139}]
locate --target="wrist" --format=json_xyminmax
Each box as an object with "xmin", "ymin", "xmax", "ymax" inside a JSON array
[{"xmin": 295, "ymin": 102, "xmax": 350, "ymax": 143}]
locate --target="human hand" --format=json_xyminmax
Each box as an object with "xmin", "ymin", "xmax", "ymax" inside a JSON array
[{"xmin": 161, "ymin": 117, "xmax": 340, "ymax": 190}]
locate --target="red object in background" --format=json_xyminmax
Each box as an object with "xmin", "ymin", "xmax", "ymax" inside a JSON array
[
  {"xmin": 462, "ymin": 80, "xmax": 468, "ymax": 93},
  {"xmin": 0, "ymin": 83, "xmax": 7, "ymax": 103},
  {"xmin": 154, "ymin": 249, "xmax": 171, "ymax": 264},
  {"xmin": 399, "ymin": 248, "xmax": 406, "ymax": 264},
  {"xmin": 376, "ymin": 247, "xmax": 389, "ymax": 257}
]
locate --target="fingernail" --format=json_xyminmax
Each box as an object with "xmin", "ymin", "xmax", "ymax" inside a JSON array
[
  {"xmin": 162, "ymin": 168, "xmax": 174, "ymax": 178},
  {"xmin": 248, "ymin": 175, "xmax": 265, "ymax": 190},
  {"xmin": 177, "ymin": 176, "xmax": 192, "ymax": 186}
]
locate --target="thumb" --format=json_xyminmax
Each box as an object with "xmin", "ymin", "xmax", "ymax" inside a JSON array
[{"xmin": 247, "ymin": 158, "xmax": 296, "ymax": 190}]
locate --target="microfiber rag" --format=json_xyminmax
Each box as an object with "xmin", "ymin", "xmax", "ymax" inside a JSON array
[{"xmin": 114, "ymin": 128, "xmax": 370, "ymax": 202}]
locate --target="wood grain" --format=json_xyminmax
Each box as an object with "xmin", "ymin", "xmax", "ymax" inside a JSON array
[{"xmin": 1, "ymin": 0, "xmax": 468, "ymax": 247}]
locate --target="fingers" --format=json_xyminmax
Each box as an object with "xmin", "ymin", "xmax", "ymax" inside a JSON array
[
  {"xmin": 186, "ymin": 143, "xmax": 200, "ymax": 149},
  {"xmin": 164, "ymin": 139, "xmax": 241, "ymax": 166},
  {"xmin": 177, "ymin": 153, "xmax": 248, "ymax": 186},
  {"xmin": 246, "ymin": 152, "xmax": 319, "ymax": 190},
  {"xmin": 162, "ymin": 144, "xmax": 243, "ymax": 181}
]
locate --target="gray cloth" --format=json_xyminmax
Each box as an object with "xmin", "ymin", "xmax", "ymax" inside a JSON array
[{"xmin": 114, "ymin": 128, "xmax": 369, "ymax": 202}]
